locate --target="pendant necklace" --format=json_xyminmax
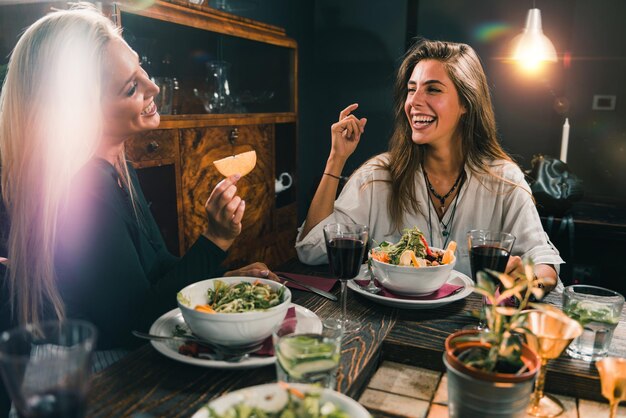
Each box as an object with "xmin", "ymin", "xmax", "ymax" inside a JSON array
[
  {"xmin": 423, "ymin": 169, "xmax": 464, "ymax": 214},
  {"xmin": 425, "ymin": 172, "xmax": 464, "ymax": 249}
]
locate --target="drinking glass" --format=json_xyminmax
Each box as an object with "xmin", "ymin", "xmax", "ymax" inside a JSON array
[
  {"xmin": 151, "ymin": 76, "xmax": 173, "ymax": 115},
  {"xmin": 323, "ymin": 223, "xmax": 369, "ymax": 334},
  {"xmin": 273, "ymin": 317, "xmax": 342, "ymax": 389},
  {"xmin": 596, "ymin": 357, "xmax": 626, "ymax": 418},
  {"xmin": 562, "ymin": 285, "xmax": 624, "ymax": 361},
  {"xmin": 525, "ymin": 310, "xmax": 582, "ymax": 418},
  {"xmin": 0, "ymin": 320, "xmax": 97, "ymax": 418},
  {"xmin": 467, "ymin": 230, "xmax": 516, "ymax": 330}
]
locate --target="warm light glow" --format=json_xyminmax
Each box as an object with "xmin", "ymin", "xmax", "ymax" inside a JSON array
[{"xmin": 511, "ymin": 8, "xmax": 557, "ymax": 70}]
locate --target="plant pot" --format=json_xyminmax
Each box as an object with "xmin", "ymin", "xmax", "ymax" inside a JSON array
[{"xmin": 443, "ymin": 330, "xmax": 540, "ymax": 418}]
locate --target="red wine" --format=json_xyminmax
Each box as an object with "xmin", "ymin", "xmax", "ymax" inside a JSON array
[
  {"xmin": 19, "ymin": 391, "xmax": 86, "ymax": 418},
  {"xmin": 469, "ymin": 245, "xmax": 511, "ymax": 283},
  {"xmin": 326, "ymin": 238, "xmax": 366, "ymax": 280}
]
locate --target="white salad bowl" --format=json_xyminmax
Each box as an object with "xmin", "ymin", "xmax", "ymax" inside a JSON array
[
  {"xmin": 177, "ymin": 277, "xmax": 291, "ymax": 346},
  {"xmin": 370, "ymin": 247, "xmax": 456, "ymax": 296},
  {"xmin": 194, "ymin": 383, "xmax": 371, "ymax": 418}
]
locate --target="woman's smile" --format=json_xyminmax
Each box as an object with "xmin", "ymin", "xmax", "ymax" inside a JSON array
[
  {"xmin": 141, "ymin": 100, "xmax": 157, "ymax": 116},
  {"xmin": 410, "ymin": 112, "xmax": 437, "ymax": 130}
]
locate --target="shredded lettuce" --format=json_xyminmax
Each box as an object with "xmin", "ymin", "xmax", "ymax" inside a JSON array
[
  {"xmin": 205, "ymin": 280, "xmax": 285, "ymax": 313},
  {"xmin": 376, "ymin": 227, "xmax": 427, "ymax": 264}
]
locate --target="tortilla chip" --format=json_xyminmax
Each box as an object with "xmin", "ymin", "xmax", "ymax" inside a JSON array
[{"xmin": 213, "ymin": 150, "xmax": 257, "ymax": 177}]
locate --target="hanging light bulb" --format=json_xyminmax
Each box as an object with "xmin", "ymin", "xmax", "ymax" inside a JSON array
[{"xmin": 511, "ymin": 8, "xmax": 557, "ymax": 71}]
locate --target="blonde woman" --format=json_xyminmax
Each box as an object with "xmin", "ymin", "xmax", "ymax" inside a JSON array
[
  {"xmin": 0, "ymin": 4, "xmax": 275, "ymax": 356},
  {"xmin": 296, "ymin": 39, "xmax": 562, "ymax": 292}
]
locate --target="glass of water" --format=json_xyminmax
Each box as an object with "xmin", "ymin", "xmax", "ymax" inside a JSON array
[
  {"xmin": 563, "ymin": 285, "xmax": 624, "ymax": 361},
  {"xmin": 273, "ymin": 317, "xmax": 342, "ymax": 389},
  {"xmin": 0, "ymin": 320, "xmax": 97, "ymax": 418}
]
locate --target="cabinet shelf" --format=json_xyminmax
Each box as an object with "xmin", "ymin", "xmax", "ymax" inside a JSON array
[
  {"xmin": 116, "ymin": 1, "xmax": 299, "ymax": 266},
  {"xmin": 158, "ymin": 112, "xmax": 297, "ymax": 129},
  {"xmin": 118, "ymin": 1, "xmax": 295, "ymax": 48},
  {"xmin": 0, "ymin": 1, "xmax": 298, "ymax": 266}
]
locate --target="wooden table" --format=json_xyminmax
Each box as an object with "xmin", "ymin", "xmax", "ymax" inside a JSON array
[{"xmin": 87, "ymin": 259, "xmax": 625, "ymax": 417}]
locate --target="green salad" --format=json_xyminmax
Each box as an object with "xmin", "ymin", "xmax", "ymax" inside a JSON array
[
  {"xmin": 207, "ymin": 389, "xmax": 350, "ymax": 418},
  {"xmin": 374, "ymin": 227, "xmax": 428, "ymax": 265},
  {"xmin": 204, "ymin": 280, "xmax": 285, "ymax": 313}
]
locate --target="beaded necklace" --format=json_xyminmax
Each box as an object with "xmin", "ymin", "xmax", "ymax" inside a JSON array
[
  {"xmin": 425, "ymin": 172, "xmax": 465, "ymax": 249},
  {"xmin": 423, "ymin": 169, "xmax": 464, "ymax": 214}
]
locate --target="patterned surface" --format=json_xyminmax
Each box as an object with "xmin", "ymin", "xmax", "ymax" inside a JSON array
[{"xmin": 360, "ymin": 361, "xmax": 624, "ymax": 418}]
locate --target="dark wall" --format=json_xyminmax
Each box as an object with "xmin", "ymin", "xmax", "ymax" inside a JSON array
[
  {"xmin": 565, "ymin": 0, "xmax": 626, "ymax": 201},
  {"xmin": 303, "ymin": 0, "xmax": 407, "ymax": 218},
  {"xmin": 415, "ymin": 0, "xmax": 626, "ymax": 203},
  {"xmin": 224, "ymin": 0, "xmax": 626, "ymax": 215},
  {"xmin": 234, "ymin": 0, "xmax": 406, "ymax": 221}
]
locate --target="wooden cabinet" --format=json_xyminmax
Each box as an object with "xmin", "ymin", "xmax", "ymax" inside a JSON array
[
  {"xmin": 0, "ymin": 1, "xmax": 298, "ymax": 268},
  {"xmin": 117, "ymin": 1, "xmax": 299, "ymax": 267}
]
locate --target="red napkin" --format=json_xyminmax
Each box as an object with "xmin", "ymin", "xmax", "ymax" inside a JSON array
[
  {"xmin": 353, "ymin": 279, "xmax": 464, "ymax": 300},
  {"xmin": 276, "ymin": 272, "xmax": 337, "ymax": 293},
  {"xmin": 255, "ymin": 306, "xmax": 296, "ymax": 356}
]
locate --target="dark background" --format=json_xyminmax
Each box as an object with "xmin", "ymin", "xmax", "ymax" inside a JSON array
[
  {"xmin": 233, "ymin": 0, "xmax": 626, "ymax": 292},
  {"xmin": 232, "ymin": 0, "xmax": 626, "ymax": 210},
  {"xmin": 1, "ymin": 0, "xmax": 624, "ymax": 290}
]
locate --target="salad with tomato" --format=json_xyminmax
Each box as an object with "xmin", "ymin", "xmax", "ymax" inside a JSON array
[{"xmin": 370, "ymin": 227, "xmax": 456, "ymax": 268}]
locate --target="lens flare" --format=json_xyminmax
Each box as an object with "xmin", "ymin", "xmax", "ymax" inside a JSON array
[{"xmin": 474, "ymin": 22, "xmax": 513, "ymax": 43}]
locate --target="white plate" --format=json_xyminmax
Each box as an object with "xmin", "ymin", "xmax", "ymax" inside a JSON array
[
  {"xmin": 348, "ymin": 264, "xmax": 474, "ymax": 309},
  {"xmin": 149, "ymin": 303, "xmax": 321, "ymax": 369},
  {"xmin": 191, "ymin": 383, "xmax": 371, "ymax": 418}
]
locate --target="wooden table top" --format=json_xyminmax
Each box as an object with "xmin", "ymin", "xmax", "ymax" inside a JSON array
[{"xmin": 87, "ymin": 259, "xmax": 625, "ymax": 417}]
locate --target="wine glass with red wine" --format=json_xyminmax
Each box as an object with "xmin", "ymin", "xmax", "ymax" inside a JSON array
[
  {"xmin": 467, "ymin": 230, "xmax": 516, "ymax": 330},
  {"xmin": 323, "ymin": 223, "xmax": 369, "ymax": 333}
]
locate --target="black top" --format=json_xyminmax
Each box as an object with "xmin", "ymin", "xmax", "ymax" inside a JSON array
[{"xmin": 0, "ymin": 159, "xmax": 227, "ymax": 347}]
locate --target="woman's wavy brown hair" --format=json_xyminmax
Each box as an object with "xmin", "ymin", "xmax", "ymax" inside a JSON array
[{"xmin": 384, "ymin": 38, "xmax": 513, "ymax": 232}]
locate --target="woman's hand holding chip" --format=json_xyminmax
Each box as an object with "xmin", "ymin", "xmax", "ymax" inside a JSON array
[{"xmin": 203, "ymin": 174, "xmax": 245, "ymax": 251}]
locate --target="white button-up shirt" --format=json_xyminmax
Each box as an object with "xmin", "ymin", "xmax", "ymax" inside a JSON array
[{"xmin": 296, "ymin": 154, "xmax": 563, "ymax": 281}]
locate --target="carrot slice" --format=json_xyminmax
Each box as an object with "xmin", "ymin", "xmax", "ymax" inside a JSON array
[
  {"xmin": 442, "ymin": 249, "xmax": 455, "ymax": 265},
  {"xmin": 372, "ymin": 251, "xmax": 390, "ymax": 263},
  {"xmin": 446, "ymin": 241, "xmax": 457, "ymax": 253},
  {"xmin": 278, "ymin": 381, "xmax": 306, "ymax": 399},
  {"xmin": 194, "ymin": 304, "xmax": 215, "ymax": 314}
]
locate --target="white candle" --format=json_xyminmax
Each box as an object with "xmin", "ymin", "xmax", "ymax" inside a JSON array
[{"xmin": 560, "ymin": 118, "xmax": 570, "ymax": 163}]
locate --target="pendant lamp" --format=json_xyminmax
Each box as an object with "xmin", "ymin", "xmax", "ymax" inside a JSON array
[{"xmin": 511, "ymin": 8, "xmax": 557, "ymax": 69}]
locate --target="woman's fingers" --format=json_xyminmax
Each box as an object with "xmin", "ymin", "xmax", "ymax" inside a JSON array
[
  {"xmin": 339, "ymin": 103, "xmax": 359, "ymax": 121},
  {"xmin": 206, "ymin": 175, "xmax": 240, "ymax": 211},
  {"xmin": 231, "ymin": 199, "xmax": 245, "ymax": 225},
  {"xmin": 340, "ymin": 115, "xmax": 365, "ymax": 140},
  {"xmin": 505, "ymin": 256, "xmax": 523, "ymax": 275}
]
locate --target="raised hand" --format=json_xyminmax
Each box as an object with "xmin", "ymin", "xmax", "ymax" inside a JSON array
[
  {"xmin": 203, "ymin": 174, "xmax": 245, "ymax": 251},
  {"xmin": 329, "ymin": 103, "xmax": 367, "ymax": 163}
]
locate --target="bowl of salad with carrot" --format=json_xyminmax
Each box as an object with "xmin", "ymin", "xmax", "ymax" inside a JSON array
[
  {"xmin": 370, "ymin": 227, "xmax": 457, "ymax": 296},
  {"xmin": 177, "ymin": 277, "xmax": 291, "ymax": 347}
]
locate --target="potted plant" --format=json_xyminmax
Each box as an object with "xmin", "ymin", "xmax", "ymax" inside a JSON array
[{"xmin": 443, "ymin": 261, "xmax": 555, "ymax": 418}]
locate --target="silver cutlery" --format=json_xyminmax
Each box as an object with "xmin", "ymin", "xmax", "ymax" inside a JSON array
[
  {"xmin": 276, "ymin": 274, "xmax": 338, "ymax": 301},
  {"xmin": 132, "ymin": 330, "xmax": 263, "ymax": 362}
]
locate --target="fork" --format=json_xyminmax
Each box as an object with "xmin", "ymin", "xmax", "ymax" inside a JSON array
[{"xmin": 131, "ymin": 330, "xmax": 262, "ymax": 361}]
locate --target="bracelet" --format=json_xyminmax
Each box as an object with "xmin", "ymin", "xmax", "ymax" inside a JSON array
[{"xmin": 323, "ymin": 172, "xmax": 347, "ymax": 181}]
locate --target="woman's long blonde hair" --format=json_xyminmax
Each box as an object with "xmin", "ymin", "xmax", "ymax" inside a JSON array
[
  {"xmin": 0, "ymin": 5, "xmax": 127, "ymax": 326},
  {"xmin": 384, "ymin": 39, "xmax": 513, "ymax": 231}
]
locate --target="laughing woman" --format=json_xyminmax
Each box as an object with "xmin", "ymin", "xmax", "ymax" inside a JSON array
[
  {"xmin": 296, "ymin": 39, "xmax": 563, "ymax": 291},
  {"xmin": 0, "ymin": 4, "xmax": 275, "ymax": 358}
]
